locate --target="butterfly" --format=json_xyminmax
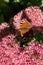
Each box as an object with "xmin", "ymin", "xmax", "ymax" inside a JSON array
[{"xmin": 20, "ymin": 19, "xmax": 32, "ymax": 36}]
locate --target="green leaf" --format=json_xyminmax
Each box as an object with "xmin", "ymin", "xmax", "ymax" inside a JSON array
[
  {"xmin": 29, "ymin": 32, "xmax": 43, "ymax": 44},
  {"xmin": 40, "ymin": 0, "xmax": 43, "ymax": 7},
  {"xmin": 14, "ymin": 0, "xmax": 20, "ymax": 2},
  {"xmin": 4, "ymin": 0, "xmax": 9, "ymax": 3},
  {"xmin": 33, "ymin": 33, "xmax": 43, "ymax": 43}
]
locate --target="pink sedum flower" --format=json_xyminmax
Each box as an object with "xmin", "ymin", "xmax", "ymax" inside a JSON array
[
  {"xmin": 25, "ymin": 6, "xmax": 43, "ymax": 33},
  {"xmin": 0, "ymin": 22, "xmax": 9, "ymax": 31},
  {"xmin": 25, "ymin": 6, "xmax": 43, "ymax": 27},
  {"xmin": 0, "ymin": 36, "xmax": 43, "ymax": 65},
  {"xmin": 13, "ymin": 11, "xmax": 23, "ymax": 29},
  {"xmin": 13, "ymin": 6, "xmax": 43, "ymax": 33}
]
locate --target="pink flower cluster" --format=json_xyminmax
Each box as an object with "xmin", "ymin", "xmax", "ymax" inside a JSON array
[
  {"xmin": 0, "ymin": 22, "xmax": 9, "ymax": 31},
  {"xmin": 0, "ymin": 34, "xmax": 43, "ymax": 65},
  {"xmin": 13, "ymin": 6, "xmax": 43, "ymax": 33}
]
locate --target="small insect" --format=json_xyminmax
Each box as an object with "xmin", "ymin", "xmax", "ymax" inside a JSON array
[{"xmin": 20, "ymin": 19, "xmax": 32, "ymax": 36}]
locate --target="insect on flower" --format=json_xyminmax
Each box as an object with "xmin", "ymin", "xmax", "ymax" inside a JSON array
[{"xmin": 20, "ymin": 19, "xmax": 32, "ymax": 36}]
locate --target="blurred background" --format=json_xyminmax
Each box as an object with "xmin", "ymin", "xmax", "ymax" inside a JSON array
[{"xmin": 0, "ymin": 0, "xmax": 43, "ymax": 23}]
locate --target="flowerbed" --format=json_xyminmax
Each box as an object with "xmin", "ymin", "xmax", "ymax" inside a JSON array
[
  {"xmin": 0, "ymin": 34, "xmax": 43, "ymax": 65},
  {"xmin": 0, "ymin": 6, "xmax": 43, "ymax": 65}
]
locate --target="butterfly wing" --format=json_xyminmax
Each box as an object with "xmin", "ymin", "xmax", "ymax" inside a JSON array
[{"xmin": 20, "ymin": 19, "xmax": 32, "ymax": 36}]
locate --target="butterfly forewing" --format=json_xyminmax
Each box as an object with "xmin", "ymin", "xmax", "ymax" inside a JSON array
[{"xmin": 20, "ymin": 19, "xmax": 32, "ymax": 36}]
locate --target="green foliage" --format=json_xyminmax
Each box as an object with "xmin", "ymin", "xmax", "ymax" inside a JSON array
[
  {"xmin": 40, "ymin": 0, "xmax": 43, "ymax": 7},
  {"xmin": 40, "ymin": 0, "xmax": 43, "ymax": 10},
  {"xmin": 0, "ymin": 0, "xmax": 43, "ymax": 22},
  {"xmin": 29, "ymin": 32, "xmax": 43, "ymax": 43},
  {"xmin": 4, "ymin": 0, "xmax": 9, "ymax": 3},
  {"xmin": 0, "ymin": 14, "xmax": 4, "ymax": 23},
  {"xmin": 34, "ymin": 33, "xmax": 43, "ymax": 43},
  {"xmin": 14, "ymin": 0, "xmax": 20, "ymax": 2}
]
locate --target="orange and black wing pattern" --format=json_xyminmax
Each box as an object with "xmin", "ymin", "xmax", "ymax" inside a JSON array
[{"xmin": 20, "ymin": 19, "xmax": 32, "ymax": 36}]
